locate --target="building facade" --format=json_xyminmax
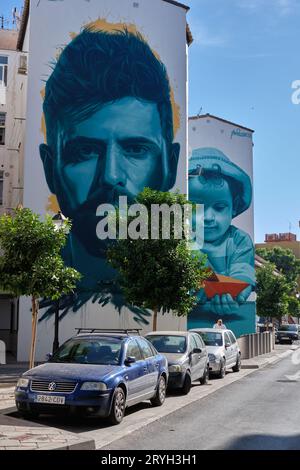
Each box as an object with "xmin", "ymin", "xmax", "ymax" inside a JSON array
[
  {"xmin": 187, "ymin": 114, "xmax": 256, "ymax": 337},
  {"xmin": 0, "ymin": 27, "xmax": 28, "ymax": 359},
  {"xmin": 17, "ymin": 0, "xmax": 191, "ymax": 362}
]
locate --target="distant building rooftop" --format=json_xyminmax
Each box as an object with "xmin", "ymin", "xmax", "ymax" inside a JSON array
[
  {"xmin": 0, "ymin": 29, "xmax": 18, "ymax": 51},
  {"xmin": 189, "ymin": 113, "xmax": 254, "ymax": 134}
]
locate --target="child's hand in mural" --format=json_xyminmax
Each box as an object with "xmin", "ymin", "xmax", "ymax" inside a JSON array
[
  {"xmin": 210, "ymin": 294, "xmax": 240, "ymax": 315},
  {"xmin": 236, "ymin": 285, "xmax": 252, "ymax": 304}
]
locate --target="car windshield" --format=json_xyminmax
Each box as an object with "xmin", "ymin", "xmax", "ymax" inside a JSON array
[
  {"xmin": 279, "ymin": 325, "xmax": 297, "ymax": 332},
  {"xmin": 51, "ymin": 337, "xmax": 122, "ymax": 365},
  {"xmin": 198, "ymin": 332, "xmax": 223, "ymax": 347},
  {"xmin": 146, "ymin": 335, "xmax": 187, "ymax": 354}
]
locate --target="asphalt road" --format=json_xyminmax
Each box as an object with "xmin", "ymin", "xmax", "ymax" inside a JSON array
[{"xmin": 103, "ymin": 352, "xmax": 300, "ymax": 450}]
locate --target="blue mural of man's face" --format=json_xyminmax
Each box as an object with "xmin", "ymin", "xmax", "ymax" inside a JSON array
[
  {"xmin": 41, "ymin": 97, "xmax": 179, "ymax": 256},
  {"xmin": 58, "ymin": 97, "xmax": 164, "ymax": 209},
  {"xmin": 189, "ymin": 177, "xmax": 233, "ymax": 243}
]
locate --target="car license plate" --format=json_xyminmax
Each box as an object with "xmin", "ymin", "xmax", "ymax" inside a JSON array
[{"xmin": 35, "ymin": 395, "xmax": 65, "ymax": 404}]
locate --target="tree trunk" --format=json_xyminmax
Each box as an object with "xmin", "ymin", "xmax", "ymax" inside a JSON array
[
  {"xmin": 152, "ymin": 307, "xmax": 158, "ymax": 331},
  {"xmin": 29, "ymin": 296, "xmax": 38, "ymax": 369}
]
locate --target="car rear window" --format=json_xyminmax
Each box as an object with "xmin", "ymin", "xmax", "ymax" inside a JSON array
[
  {"xmin": 279, "ymin": 325, "xmax": 297, "ymax": 332},
  {"xmin": 198, "ymin": 332, "xmax": 223, "ymax": 347},
  {"xmin": 51, "ymin": 337, "xmax": 122, "ymax": 365},
  {"xmin": 146, "ymin": 335, "xmax": 186, "ymax": 354}
]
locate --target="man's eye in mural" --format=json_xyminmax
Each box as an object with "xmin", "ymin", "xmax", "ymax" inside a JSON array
[
  {"xmin": 63, "ymin": 138, "xmax": 105, "ymax": 163},
  {"xmin": 121, "ymin": 139, "xmax": 160, "ymax": 159}
]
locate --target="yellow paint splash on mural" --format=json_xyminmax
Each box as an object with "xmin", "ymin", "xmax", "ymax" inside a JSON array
[{"xmin": 46, "ymin": 194, "xmax": 60, "ymax": 214}]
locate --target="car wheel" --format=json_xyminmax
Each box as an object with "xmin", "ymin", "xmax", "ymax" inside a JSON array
[
  {"xmin": 199, "ymin": 365, "xmax": 209, "ymax": 385},
  {"xmin": 181, "ymin": 372, "xmax": 192, "ymax": 395},
  {"xmin": 151, "ymin": 375, "xmax": 166, "ymax": 406},
  {"xmin": 109, "ymin": 387, "xmax": 126, "ymax": 425},
  {"xmin": 217, "ymin": 359, "xmax": 226, "ymax": 379},
  {"xmin": 232, "ymin": 353, "xmax": 241, "ymax": 372}
]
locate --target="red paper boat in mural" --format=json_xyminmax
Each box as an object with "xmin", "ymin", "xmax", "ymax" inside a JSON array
[{"xmin": 203, "ymin": 270, "xmax": 249, "ymax": 299}]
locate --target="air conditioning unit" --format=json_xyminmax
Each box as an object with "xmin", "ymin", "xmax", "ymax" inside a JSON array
[{"xmin": 18, "ymin": 55, "xmax": 27, "ymax": 74}]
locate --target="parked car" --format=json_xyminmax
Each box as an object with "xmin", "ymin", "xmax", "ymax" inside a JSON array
[
  {"xmin": 15, "ymin": 329, "xmax": 168, "ymax": 425},
  {"xmin": 275, "ymin": 324, "xmax": 299, "ymax": 344},
  {"xmin": 190, "ymin": 328, "xmax": 241, "ymax": 378},
  {"xmin": 145, "ymin": 331, "xmax": 209, "ymax": 395}
]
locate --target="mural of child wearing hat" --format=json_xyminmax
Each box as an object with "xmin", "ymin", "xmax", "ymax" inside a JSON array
[{"xmin": 188, "ymin": 147, "xmax": 255, "ymax": 318}]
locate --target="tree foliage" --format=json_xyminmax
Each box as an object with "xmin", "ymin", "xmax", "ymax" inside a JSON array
[
  {"xmin": 256, "ymin": 246, "xmax": 300, "ymax": 286},
  {"xmin": 256, "ymin": 263, "xmax": 290, "ymax": 320},
  {"xmin": 107, "ymin": 188, "xmax": 209, "ymax": 330},
  {"xmin": 0, "ymin": 208, "xmax": 81, "ymax": 366}
]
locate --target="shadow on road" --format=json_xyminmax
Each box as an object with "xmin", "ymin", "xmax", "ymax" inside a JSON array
[{"xmin": 226, "ymin": 433, "xmax": 300, "ymax": 450}]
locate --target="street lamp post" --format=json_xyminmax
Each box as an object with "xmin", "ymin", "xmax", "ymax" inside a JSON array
[{"xmin": 52, "ymin": 211, "xmax": 67, "ymax": 354}]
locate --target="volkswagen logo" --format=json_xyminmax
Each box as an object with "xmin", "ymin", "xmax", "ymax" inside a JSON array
[{"xmin": 48, "ymin": 382, "xmax": 57, "ymax": 391}]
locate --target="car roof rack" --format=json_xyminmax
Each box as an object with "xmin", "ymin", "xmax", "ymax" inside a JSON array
[{"xmin": 75, "ymin": 328, "xmax": 142, "ymax": 336}]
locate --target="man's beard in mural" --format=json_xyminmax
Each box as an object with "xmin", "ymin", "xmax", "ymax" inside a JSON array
[{"xmin": 66, "ymin": 186, "xmax": 132, "ymax": 258}]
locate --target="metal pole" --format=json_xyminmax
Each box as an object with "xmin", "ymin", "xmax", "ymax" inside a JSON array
[{"xmin": 52, "ymin": 300, "xmax": 60, "ymax": 353}]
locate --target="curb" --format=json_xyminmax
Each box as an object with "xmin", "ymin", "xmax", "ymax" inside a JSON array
[{"xmin": 241, "ymin": 346, "xmax": 298, "ymax": 370}]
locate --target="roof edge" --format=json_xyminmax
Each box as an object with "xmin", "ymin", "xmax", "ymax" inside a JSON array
[
  {"xmin": 16, "ymin": 1, "xmax": 192, "ymax": 50},
  {"xmin": 189, "ymin": 113, "xmax": 254, "ymax": 133},
  {"xmin": 17, "ymin": 0, "xmax": 30, "ymax": 51},
  {"xmin": 162, "ymin": 0, "xmax": 190, "ymax": 11}
]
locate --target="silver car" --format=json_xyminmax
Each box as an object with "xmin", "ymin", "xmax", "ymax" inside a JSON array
[
  {"xmin": 145, "ymin": 331, "xmax": 209, "ymax": 394},
  {"xmin": 190, "ymin": 328, "xmax": 241, "ymax": 378}
]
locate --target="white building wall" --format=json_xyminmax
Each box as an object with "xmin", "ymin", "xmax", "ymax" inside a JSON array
[
  {"xmin": 18, "ymin": 0, "xmax": 189, "ymax": 362},
  {"xmin": 188, "ymin": 116, "xmax": 254, "ymax": 240},
  {"xmin": 0, "ymin": 45, "xmax": 27, "ymax": 215}
]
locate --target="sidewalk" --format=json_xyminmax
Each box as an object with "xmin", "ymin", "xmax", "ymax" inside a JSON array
[
  {"xmin": 241, "ymin": 343, "xmax": 299, "ymax": 369},
  {"xmin": 0, "ymin": 414, "xmax": 95, "ymax": 450}
]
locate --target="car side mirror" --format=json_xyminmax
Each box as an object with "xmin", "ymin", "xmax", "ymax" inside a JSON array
[
  {"xmin": 193, "ymin": 348, "xmax": 202, "ymax": 354},
  {"xmin": 46, "ymin": 353, "xmax": 53, "ymax": 361},
  {"xmin": 125, "ymin": 356, "xmax": 136, "ymax": 365},
  {"xmin": 225, "ymin": 342, "xmax": 231, "ymax": 349}
]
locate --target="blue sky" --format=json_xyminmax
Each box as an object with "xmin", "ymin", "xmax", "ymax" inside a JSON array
[{"xmin": 1, "ymin": 0, "xmax": 300, "ymax": 242}]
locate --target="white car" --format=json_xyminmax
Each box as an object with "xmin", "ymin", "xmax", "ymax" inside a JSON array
[{"xmin": 190, "ymin": 328, "xmax": 241, "ymax": 378}]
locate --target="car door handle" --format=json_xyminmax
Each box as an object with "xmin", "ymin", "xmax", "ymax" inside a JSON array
[
  {"xmin": 144, "ymin": 367, "xmax": 148, "ymax": 372},
  {"xmin": 155, "ymin": 363, "xmax": 159, "ymax": 368}
]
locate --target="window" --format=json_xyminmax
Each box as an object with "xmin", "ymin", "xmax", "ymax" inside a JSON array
[
  {"xmin": 0, "ymin": 113, "xmax": 5, "ymax": 145},
  {"xmin": 228, "ymin": 331, "xmax": 237, "ymax": 344},
  {"xmin": 0, "ymin": 56, "xmax": 8, "ymax": 87},
  {"xmin": 224, "ymin": 332, "xmax": 232, "ymax": 346},
  {"xmin": 189, "ymin": 334, "xmax": 197, "ymax": 352},
  {"xmin": 18, "ymin": 55, "xmax": 27, "ymax": 74},
  {"xmin": 0, "ymin": 171, "xmax": 3, "ymax": 205},
  {"xmin": 192, "ymin": 333, "xmax": 204, "ymax": 350},
  {"xmin": 146, "ymin": 335, "xmax": 186, "ymax": 354},
  {"xmin": 137, "ymin": 338, "xmax": 154, "ymax": 359},
  {"xmin": 126, "ymin": 340, "xmax": 143, "ymax": 361}
]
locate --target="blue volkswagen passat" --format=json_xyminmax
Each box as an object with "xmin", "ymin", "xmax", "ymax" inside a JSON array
[{"xmin": 15, "ymin": 329, "xmax": 168, "ymax": 425}]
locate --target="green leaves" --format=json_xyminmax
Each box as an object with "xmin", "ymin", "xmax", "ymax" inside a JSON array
[
  {"xmin": 0, "ymin": 208, "xmax": 81, "ymax": 299},
  {"xmin": 256, "ymin": 263, "xmax": 291, "ymax": 319},
  {"xmin": 256, "ymin": 246, "xmax": 300, "ymax": 321},
  {"xmin": 107, "ymin": 189, "xmax": 208, "ymax": 320}
]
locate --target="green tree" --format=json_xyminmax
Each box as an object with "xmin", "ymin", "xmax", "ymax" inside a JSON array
[
  {"xmin": 256, "ymin": 263, "xmax": 290, "ymax": 321},
  {"xmin": 287, "ymin": 295, "xmax": 300, "ymax": 323},
  {"xmin": 256, "ymin": 246, "xmax": 300, "ymax": 286},
  {"xmin": 107, "ymin": 188, "xmax": 209, "ymax": 330},
  {"xmin": 0, "ymin": 208, "xmax": 81, "ymax": 368}
]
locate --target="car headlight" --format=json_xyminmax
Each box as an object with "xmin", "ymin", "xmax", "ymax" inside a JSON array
[
  {"xmin": 17, "ymin": 378, "xmax": 29, "ymax": 388},
  {"xmin": 169, "ymin": 364, "xmax": 182, "ymax": 373},
  {"xmin": 80, "ymin": 382, "xmax": 107, "ymax": 391},
  {"xmin": 208, "ymin": 354, "xmax": 217, "ymax": 362}
]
